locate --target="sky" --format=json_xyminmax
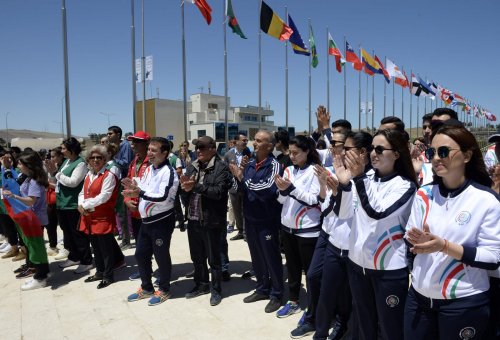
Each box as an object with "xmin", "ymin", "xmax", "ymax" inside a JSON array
[{"xmin": 1, "ymin": 0, "xmax": 499, "ymax": 138}]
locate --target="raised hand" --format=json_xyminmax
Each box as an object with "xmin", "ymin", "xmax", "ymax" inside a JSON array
[
  {"xmin": 316, "ymin": 105, "xmax": 331, "ymax": 130},
  {"xmin": 407, "ymin": 223, "xmax": 445, "ymax": 254},
  {"xmin": 333, "ymin": 154, "xmax": 351, "ymax": 185},
  {"xmin": 229, "ymin": 163, "xmax": 243, "ymax": 181},
  {"xmin": 274, "ymin": 174, "xmax": 292, "ymax": 191},
  {"xmin": 344, "ymin": 150, "xmax": 364, "ymax": 178}
]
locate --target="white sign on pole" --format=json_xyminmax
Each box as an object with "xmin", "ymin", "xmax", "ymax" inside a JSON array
[
  {"xmin": 135, "ymin": 58, "xmax": 142, "ymax": 83},
  {"xmin": 145, "ymin": 55, "xmax": 153, "ymax": 81}
]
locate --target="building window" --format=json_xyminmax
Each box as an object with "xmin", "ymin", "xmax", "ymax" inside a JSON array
[
  {"xmin": 197, "ymin": 130, "xmax": 206, "ymax": 138},
  {"xmin": 243, "ymin": 115, "xmax": 257, "ymax": 122},
  {"xmin": 208, "ymin": 103, "xmax": 218, "ymax": 110}
]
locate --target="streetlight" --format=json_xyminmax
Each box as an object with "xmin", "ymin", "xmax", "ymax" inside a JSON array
[{"xmin": 99, "ymin": 112, "xmax": 115, "ymax": 128}]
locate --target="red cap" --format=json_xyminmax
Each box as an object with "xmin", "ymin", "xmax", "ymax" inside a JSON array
[{"xmin": 127, "ymin": 131, "xmax": 151, "ymax": 142}]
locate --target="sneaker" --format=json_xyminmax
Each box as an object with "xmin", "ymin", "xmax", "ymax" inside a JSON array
[
  {"xmin": 327, "ymin": 320, "xmax": 346, "ymax": 340},
  {"xmin": 54, "ymin": 248, "xmax": 69, "ymax": 261},
  {"xmin": 290, "ymin": 322, "xmax": 315, "ymax": 339},
  {"xmin": 241, "ymin": 269, "xmax": 255, "ymax": 279},
  {"xmin": 0, "ymin": 242, "xmax": 9, "ymax": 252},
  {"xmin": 46, "ymin": 247, "xmax": 59, "ymax": 256},
  {"xmin": 21, "ymin": 278, "xmax": 47, "ymax": 291},
  {"xmin": 297, "ymin": 309, "xmax": 308, "ymax": 327},
  {"xmin": 12, "ymin": 251, "xmax": 26, "ymax": 262},
  {"xmin": 210, "ymin": 291, "xmax": 222, "ymax": 306},
  {"xmin": 113, "ymin": 260, "xmax": 127, "ymax": 271},
  {"xmin": 58, "ymin": 259, "xmax": 80, "ymax": 268},
  {"xmin": 127, "ymin": 288, "xmax": 154, "ymax": 302},
  {"xmin": 0, "ymin": 234, "xmax": 6, "ymax": 243},
  {"xmin": 265, "ymin": 297, "xmax": 282, "ymax": 313},
  {"xmin": 148, "ymin": 290, "xmax": 172, "ymax": 306},
  {"xmin": 243, "ymin": 291, "xmax": 269, "ymax": 303},
  {"xmin": 120, "ymin": 241, "xmax": 131, "ymax": 250},
  {"xmin": 128, "ymin": 272, "xmax": 141, "ymax": 281},
  {"xmin": 1, "ymin": 246, "xmax": 18, "ymax": 258},
  {"xmin": 227, "ymin": 225, "xmax": 235, "ymax": 233},
  {"xmin": 185, "ymin": 285, "xmax": 210, "ymax": 299},
  {"xmin": 16, "ymin": 268, "xmax": 35, "ymax": 279},
  {"xmin": 74, "ymin": 264, "xmax": 93, "ymax": 274},
  {"xmin": 13, "ymin": 264, "xmax": 28, "ymax": 274},
  {"xmin": 230, "ymin": 233, "xmax": 244, "ymax": 241},
  {"xmin": 185, "ymin": 269, "xmax": 195, "ymax": 278},
  {"xmin": 276, "ymin": 301, "xmax": 301, "ymax": 318}
]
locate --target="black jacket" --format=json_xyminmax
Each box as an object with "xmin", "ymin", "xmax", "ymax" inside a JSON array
[{"xmin": 181, "ymin": 154, "xmax": 232, "ymax": 228}]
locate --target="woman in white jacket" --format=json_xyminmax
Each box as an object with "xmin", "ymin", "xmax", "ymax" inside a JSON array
[
  {"xmin": 405, "ymin": 124, "xmax": 500, "ymax": 340},
  {"xmin": 334, "ymin": 129, "xmax": 419, "ymax": 340}
]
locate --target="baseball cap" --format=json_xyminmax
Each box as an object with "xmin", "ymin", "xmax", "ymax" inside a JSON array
[
  {"xmin": 127, "ymin": 131, "xmax": 151, "ymax": 142},
  {"xmin": 488, "ymin": 134, "xmax": 500, "ymax": 144}
]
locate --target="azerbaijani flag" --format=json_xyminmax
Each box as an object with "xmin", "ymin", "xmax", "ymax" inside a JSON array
[
  {"xmin": 1, "ymin": 195, "xmax": 48, "ymax": 265},
  {"xmin": 345, "ymin": 40, "xmax": 363, "ymax": 71},
  {"xmin": 327, "ymin": 32, "xmax": 345, "ymax": 73}
]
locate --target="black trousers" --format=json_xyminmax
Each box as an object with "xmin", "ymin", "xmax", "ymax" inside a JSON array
[
  {"xmin": 281, "ymin": 229, "xmax": 318, "ymax": 302},
  {"xmin": 486, "ymin": 277, "xmax": 500, "ymax": 340},
  {"xmin": 229, "ymin": 192, "xmax": 244, "ymax": 235},
  {"xmin": 45, "ymin": 204, "xmax": 58, "ymax": 248},
  {"xmin": 187, "ymin": 220, "xmax": 223, "ymax": 293},
  {"xmin": 135, "ymin": 213, "xmax": 175, "ymax": 292},
  {"xmin": 131, "ymin": 217, "xmax": 142, "ymax": 241},
  {"xmin": 57, "ymin": 209, "xmax": 92, "ymax": 265},
  {"xmin": 0, "ymin": 214, "xmax": 19, "ymax": 246},
  {"xmin": 90, "ymin": 233, "xmax": 116, "ymax": 281}
]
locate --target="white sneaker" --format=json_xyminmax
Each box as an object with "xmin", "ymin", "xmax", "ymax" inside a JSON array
[
  {"xmin": 59, "ymin": 259, "xmax": 80, "ymax": 268},
  {"xmin": 74, "ymin": 264, "xmax": 93, "ymax": 274},
  {"xmin": 21, "ymin": 278, "xmax": 47, "ymax": 291},
  {"xmin": 54, "ymin": 248, "xmax": 69, "ymax": 260},
  {"xmin": 0, "ymin": 234, "xmax": 6, "ymax": 243},
  {"xmin": 0, "ymin": 243, "xmax": 12, "ymax": 253},
  {"xmin": 47, "ymin": 247, "xmax": 59, "ymax": 256}
]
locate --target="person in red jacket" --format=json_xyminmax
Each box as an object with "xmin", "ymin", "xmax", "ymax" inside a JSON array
[{"xmin": 78, "ymin": 144, "xmax": 119, "ymax": 289}]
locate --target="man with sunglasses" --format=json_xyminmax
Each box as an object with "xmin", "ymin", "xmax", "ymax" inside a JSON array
[
  {"xmin": 485, "ymin": 132, "xmax": 500, "ymax": 173},
  {"xmin": 180, "ymin": 136, "xmax": 233, "ymax": 306}
]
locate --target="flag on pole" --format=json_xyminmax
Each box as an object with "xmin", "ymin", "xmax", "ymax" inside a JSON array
[
  {"xmin": 438, "ymin": 85, "xmax": 454, "ymax": 104},
  {"xmin": 189, "ymin": 0, "xmax": 212, "ymax": 25},
  {"xmin": 260, "ymin": 1, "xmax": 293, "ymax": 41},
  {"xmin": 309, "ymin": 23, "xmax": 318, "ymax": 68},
  {"xmin": 452, "ymin": 93, "xmax": 466, "ymax": 107},
  {"xmin": 327, "ymin": 32, "xmax": 345, "ymax": 73},
  {"xmin": 418, "ymin": 77, "xmax": 435, "ymax": 99},
  {"xmin": 226, "ymin": 0, "xmax": 246, "ymax": 39},
  {"xmin": 411, "ymin": 74, "xmax": 426, "ymax": 97},
  {"xmin": 360, "ymin": 48, "xmax": 381, "ymax": 76},
  {"xmin": 386, "ymin": 59, "xmax": 408, "ymax": 87},
  {"xmin": 374, "ymin": 55, "xmax": 390, "ymax": 83},
  {"xmin": 287, "ymin": 15, "xmax": 309, "ymax": 56},
  {"xmin": 345, "ymin": 41, "xmax": 363, "ymax": 71}
]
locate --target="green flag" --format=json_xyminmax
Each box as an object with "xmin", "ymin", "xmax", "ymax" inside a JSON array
[
  {"xmin": 309, "ymin": 23, "xmax": 318, "ymax": 68},
  {"xmin": 226, "ymin": 0, "xmax": 247, "ymax": 39}
]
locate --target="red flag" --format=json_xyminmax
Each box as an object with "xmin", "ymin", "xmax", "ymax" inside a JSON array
[
  {"xmin": 395, "ymin": 71, "xmax": 409, "ymax": 88},
  {"xmin": 190, "ymin": 0, "xmax": 212, "ymax": 25},
  {"xmin": 345, "ymin": 40, "xmax": 363, "ymax": 71},
  {"xmin": 374, "ymin": 55, "xmax": 390, "ymax": 83}
]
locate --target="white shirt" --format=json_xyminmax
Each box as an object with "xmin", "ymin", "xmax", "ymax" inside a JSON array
[{"xmin": 78, "ymin": 168, "xmax": 117, "ymax": 211}]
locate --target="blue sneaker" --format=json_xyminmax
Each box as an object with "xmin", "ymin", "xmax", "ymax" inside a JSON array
[
  {"xmin": 227, "ymin": 225, "xmax": 235, "ymax": 233},
  {"xmin": 297, "ymin": 309, "xmax": 308, "ymax": 327},
  {"xmin": 290, "ymin": 322, "xmax": 315, "ymax": 339},
  {"xmin": 127, "ymin": 288, "xmax": 154, "ymax": 302},
  {"xmin": 148, "ymin": 290, "xmax": 172, "ymax": 306},
  {"xmin": 276, "ymin": 301, "xmax": 301, "ymax": 318},
  {"xmin": 128, "ymin": 272, "xmax": 141, "ymax": 281}
]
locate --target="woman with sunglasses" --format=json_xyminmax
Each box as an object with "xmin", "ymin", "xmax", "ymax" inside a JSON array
[
  {"xmin": 306, "ymin": 131, "xmax": 373, "ymax": 340},
  {"xmin": 334, "ymin": 129, "xmax": 418, "ymax": 340},
  {"xmin": 274, "ymin": 135, "xmax": 322, "ymax": 338},
  {"xmin": 78, "ymin": 145, "xmax": 119, "ymax": 289},
  {"xmin": 405, "ymin": 125, "xmax": 500, "ymax": 340}
]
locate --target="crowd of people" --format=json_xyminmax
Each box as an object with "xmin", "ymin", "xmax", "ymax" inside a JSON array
[{"xmin": 0, "ymin": 108, "xmax": 499, "ymax": 340}]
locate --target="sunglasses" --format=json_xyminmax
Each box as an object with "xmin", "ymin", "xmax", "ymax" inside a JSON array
[
  {"xmin": 372, "ymin": 145, "xmax": 394, "ymax": 155},
  {"xmin": 196, "ymin": 145, "xmax": 209, "ymax": 151},
  {"xmin": 425, "ymin": 146, "xmax": 460, "ymax": 160},
  {"xmin": 344, "ymin": 146, "xmax": 357, "ymax": 152},
  {"xmin": 329, "ymin": 140, "xmax": 345, "ymax": 148},
  {"xmin": 89, "ymin": 156, "xmax": 103, "ymax": 161}
]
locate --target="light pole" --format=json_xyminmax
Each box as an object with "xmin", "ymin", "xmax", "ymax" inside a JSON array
[
  {"xmin": 99, "ymin": 112, "xmax": 115, "ymax": 128},
  {"xmin": 4, "ymin": 112, "xmax": 10, "ymax": 147}
]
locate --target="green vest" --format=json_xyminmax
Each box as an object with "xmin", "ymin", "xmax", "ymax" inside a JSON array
[
  {"xmin": 56, "ymin": 157, "xmax": 85, "ymax": 210},
  {"xmin": 105, "ymin": 161, "xmax": 124, "ymax": 212}
]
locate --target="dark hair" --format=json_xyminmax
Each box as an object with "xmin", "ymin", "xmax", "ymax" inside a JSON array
[
  {"xmin": 346, "ymin": 131, "xmax": 373, "ymax": 168},
  {"xmin": 316, "ymin": 139, "xmax": 327, "ymax": 150},
  {"xmin": 401, "ymin": 130, "xmax": 410, "ymax": 143},
  {"xmin": 431, "ymin": 125, "xmax": 492, "ymax": 187},
  {"xmin": 10, "ymin": 146, "xmax": 21, "ymax": 154},
  {"xmin": 289, "ymin": 135, "xmax": 321, "ymax": 165},
  {"xmin": 332, "ymin": 119, "xmax": 352, "ymax": 131},
  {"xmin": 432, "ymin": 108, "xmax": 458, "ymax": 120},
  {"xmin": 380, "ymin": 116, "xmax": 405, "ymax": 132},
  {"xmin": 50, "ymin": 147, "xmax": 64, "ymax": 166},
  {"xmin": 17, "ymin": 151, "xmax": 49, "ymax": 188},
  {"xmin": 0, "ymin": 150, "xmax": 18, "ymax": 168},
  {"xmin": 374, "ymin": 129, "xmax": 419, "ymax": 187},
  {"xmin": 413, "ymin": 137, "xmax": 425, "ymax": 144},
  {"xmin": 108, "ymin": 126, "xmax": 123, "ymax": 138},
  {"xmin": 274, "ymin": 130, "xmax": 290, "ymax": 149},
  {"xmin": 150, "ymin": 137, "xmax": 171, "ymax": 153},
  {"xmin": 422, "ymin": 113, "xmax": 433, "ymax": 123},
  {"xmin": 62, "ymin": 137, "xmax": 82, "ymax": 155},
  {"xmin": 106, "ymin": 143, "xmax": 119, "ymax": 157}
]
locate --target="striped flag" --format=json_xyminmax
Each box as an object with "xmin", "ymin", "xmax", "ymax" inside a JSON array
[
  {"xmin": 309, "ymin": 23, "xmax": 318, "ymax": 68},
  {"xmin": 327, "ymin": 32, "xmax": 345, "ymax": 73},
  {"xmin": 260, "ymin": 1, "xmax": 293, "ymax": 41},
  {"xmin": 287, "ymin": 15, "xmax": 309, "ymax": 56}
]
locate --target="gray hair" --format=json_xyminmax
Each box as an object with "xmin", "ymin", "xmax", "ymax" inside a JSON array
[
  {"xmin": 86, "ymin": 144, "xmax": 109, "ymax": 163},
  {"xmin": 257, "ymin": 130, "xmax": 276, "ymax": 146}
]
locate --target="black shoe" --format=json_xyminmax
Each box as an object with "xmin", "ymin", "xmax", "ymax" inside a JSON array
[
  {"xmin": 222, "ymin": 271, "xmax": 231, "ymax": 282},
  {"xmin": 230, "ymin": 233, "xmax": 244, "ymax": 241},
  {"xmin": 210, "ymin": 291, "xmax": 222, "ymax": 306},
  {"xmin": 179, "ymin": 223, "xmax": 186, "ymax": 232},
  {"xmin": 243, "ymin": 291, "xmax": 269, "ymax": 303},
  {"xmin": 264, "ymin": 297, "xmax": 281, "ymax": 313},
  {"xmin": 327, "ymin": 320, "xmax": 346, "ymax": 340},
  {"xmin": 290, "ymin": 322, "xmax": 315, "ymax": 339},
  {"xmin": 241, "ymin": 270, "xmax": 255, "ymax": 279},
  {"xmin": 97, "ymin": 279, "xmax": 113, "ymax": 289},
  {"xmin": 84, "ymin": 274, "xmax": 103, "ymax": 283},
  {"xmin": 13, "ymin": 264, "xmax": 28, "ymax": 274},
  {"xmin": 119, "ymin": 241, "xmax": 131, "ymax": 250},
  {"xmin": 117, "ymin": 234, "xmax": 123, "ymax": 241},
  {"xmin": 15, "ymin": 268, "xmax": 35, "ymax": 279},
  {"xmin": 185, "ymin": 269, "xmax": 195, "ymax": 278},
  {"xmin": 185, "ymin": 285, "xmax": 210, "ymax": 299}
]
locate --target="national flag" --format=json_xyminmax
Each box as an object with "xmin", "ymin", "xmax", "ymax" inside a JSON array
[
  {"xmin": 374, "ymin": 55, "xmax": 390, "ymax": 83},
  {"xmin": 226, "ymin": 0, "xmax": 246, "ymax": 39},
  {"xmin": 429, "ymin": 82, "xmax": 439, "ymax": 96},
  {"xmin": 2, "ymin": 197, "xmax": 48, "ymax": 265},
  {"xmin": 473, "ymin": 106, "xmax": 480, "ymax": 117},
  {"xmin": 287, "ymin": 15, "xmax": 309, "ymax": 56},
  {"xmin": 260, "ymin": 1, "xmax": 293, "ymax": 41},
  {"xmin": 189, "ymin": 0, "xmax": 212, "ymax": 25},
  {"xmin": 360, "ymin": 49, "xmax": 381, "ymax": 76},
  {"xmin": 452, "ymin": 93, "xmax": 466, "ymax": 107},
  {"xmin": 437, "ymin": 85, "xmax": 454, "ymax": 104},
  {"xmin": 345, "ymin": 41, "xmax": 363, "ymax": 71},
  {"xmin": 464, "ymin": 102, "xmax": 471, "ymax": 113},
  {"xmin": 411, "ymin": 74, "xmax": 425, "ymax": 97},
  {"xmin": 327, "ymin": 32, "xmax": 345, "ymax": 73},
  {"xmin": 309, "ymin": 23, "xmax": 318, "ymax": 68},
  {"xmin": 385, "ymin": 59, "xmax": 404, "ymax": 79},
  {"xmin": 395, "ymin": 72, "xmax": 409, "ymax": 88},
  {"xmin": 418, "ymin": 77, "xmax": 435, "ymax": 98}
]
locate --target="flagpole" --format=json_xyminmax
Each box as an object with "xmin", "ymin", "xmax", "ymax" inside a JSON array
[
  {"xmin": 326, "ymin": 27, "xmax": 330, "ymax": 113},
  {"xmin": 181, "ymin": 0, "xmax": 188, "ymax": 140},
  {"xmin": 285, "ymin": 6, "xmax": 289, "ymax": 130},
  {"xmin": 223, "ymin": 0, "xmax": 229, "ymax": 145},
  {"xmin": 308, "ymin": 18, "xmax": 312, "ymax": 134},
  {"xmin": 61, "ymin": 0, "xmax": 71, "ymax": 137},
  {"xmin": 401, "ymin": 66, "xmax": 405, "ymax": 123},
  {"xmin": 372, "ymin": 50, "xmax": 375, "ymax": 131},
  {"xmin": 343, "ymin": 36, "xmax": 347, "ymax": 120},
  {"xmin": 258, "ymin": 0, "xmax": 262, "ymax": 130},
  {"xmin": 414, "ymin": 96, "xmax": 418, "ymax": 141},
  {"xmin": 383, "ymin": 56, "xmax": 387, "ymax": 118},
  {"xmin": 365, "ymin": 73, "xmax": 369, "ymax": 130},
  {"xmin": 409, "ymin": 69, "xmax": 412, "ymax": 135},
  {"xmin": 358, "ymin": 45, "xmax": 361, "ymax": 131},
  {"xmin": 141, "ymin": 0, "xmax": 147, "ymax": 132},
  {"xmin": 130, "ymin": 0, "xmax": 137, "ymax": 132}
]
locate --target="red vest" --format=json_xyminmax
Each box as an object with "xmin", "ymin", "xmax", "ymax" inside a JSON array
[{"xmin": 79, "ymin": 170, "xmax": 118, "ymax": 235}]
